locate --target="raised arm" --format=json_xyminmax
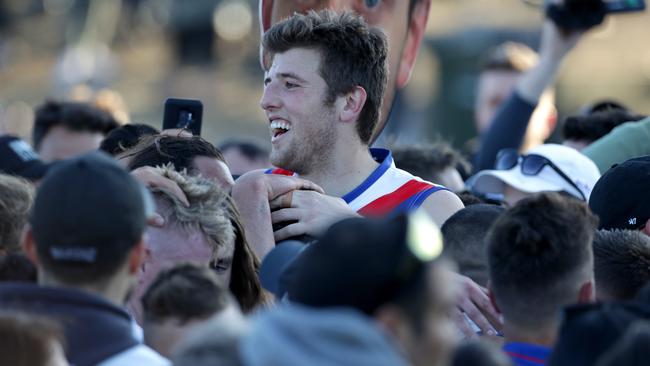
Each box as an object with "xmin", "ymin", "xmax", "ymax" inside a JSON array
[{"xmin": 473, "ymin": 19, "xmax": 584, "ymax": 172}]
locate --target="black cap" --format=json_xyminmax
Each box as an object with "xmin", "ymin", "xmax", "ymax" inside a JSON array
[
  {"xmin": 589, "ymin": 156, "xmax": 650, "ymax": 230},
  {"xmin": 0, "ymin": 135, "xmax": 49, "ymax": 180},
  {"xmin": 548, "ymin": 302, "xmax": 650, "ymax": 366},
  {"xmin": 287, "ymin": 214, "xmax": 443, "ymax": 315},
  {"xmin": 30, "ymin": 151, "xmax": 152, "ymax": 268},
  {"xmin": 259, "ymin": 240, "xmax": 305, "ymax": 299}
]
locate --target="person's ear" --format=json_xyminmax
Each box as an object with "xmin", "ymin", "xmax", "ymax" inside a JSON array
[
  {"xmin": 128, "ymin": 239, "xmax": 146, "ymax": 276},
  {"xmin": 21, "ymin": 225, "xmax": 39, "ymax": 266},
  {"xmin": 375, "ymin": 304, "xmax": 411, "ymax": 346},
  {"xmin": 396, "ymin": 0, "xmax": 432, "ymax": 88},
  {"xmin": 641, "ymin": 218, "xmax": 650, "ymax": 237},
  {"xmin": 578, "ymin": 280, "xmax": 595, "ymax": 304},
  {"xmin": 339, "ymin": 86, "xmax": 367, "ymax": 124}
]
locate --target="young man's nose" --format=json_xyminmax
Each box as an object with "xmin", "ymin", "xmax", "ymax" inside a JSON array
[{"xmin": 261, "ymin": 84, "xmax": 281, "ymax": 111}]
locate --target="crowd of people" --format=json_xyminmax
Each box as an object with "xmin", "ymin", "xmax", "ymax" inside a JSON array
[{"xmin": 1, "ymin": 1, "xmax": 650, "ymax": 365}]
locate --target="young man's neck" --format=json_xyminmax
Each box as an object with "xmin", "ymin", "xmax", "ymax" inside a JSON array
[
  {"xmin": 301, "ymin": 138, "xmax": 379, "ymax": 197},
  {"xmin": 39, "ymin": 272, "xmax": 131, "ymax": 307},
  {"xmin": 503, "ymin": 321, "xmax": 558, "ymax": 348}
]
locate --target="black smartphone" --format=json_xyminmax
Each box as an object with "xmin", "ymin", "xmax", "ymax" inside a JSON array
[
  {"xmin": 162, "ymin": 98, "xmax": 203, "ymax": 136},
  {"xmin": 604, "ymin": 0, "xmax": 646, "ymax": 12}
]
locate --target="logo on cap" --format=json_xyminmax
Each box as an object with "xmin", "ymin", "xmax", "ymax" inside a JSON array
[
  {"xmin": 629, "ymin": 217, "xmax": 637, "ymax": 226},
  {"xmin": 9, "ymin": 140, "xmax": 39, "ymax": 162},
  {"xmin": 50, "ymin": 247, "xmax": 98, "ymax": 263}
]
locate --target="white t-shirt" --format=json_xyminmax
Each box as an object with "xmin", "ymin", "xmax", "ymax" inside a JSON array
[{"xmin": 99, "ymin": 344, "xmax": 170, "ymax": 366}]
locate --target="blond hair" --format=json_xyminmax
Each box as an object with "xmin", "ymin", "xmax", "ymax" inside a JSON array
[
  {"xmin": 0, "ymin": 175, "xmax": 34, "ymax": 253},
  {"xmin": 151, "ymin": 165, "xmax": 235, "ymax": 265},
  {"xmin": 150, "ymin": 166, "xmax": 263, "ymax": 312}
]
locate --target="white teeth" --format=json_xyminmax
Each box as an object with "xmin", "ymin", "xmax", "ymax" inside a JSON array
[{"xmin": 270, "ymin": 120, "xmax": 291, "ymax": 131}]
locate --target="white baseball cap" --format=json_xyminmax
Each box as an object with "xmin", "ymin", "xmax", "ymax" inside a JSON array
[{"xmin": 469, "ymin": 144, "xmax": 601, "ymax": 201}]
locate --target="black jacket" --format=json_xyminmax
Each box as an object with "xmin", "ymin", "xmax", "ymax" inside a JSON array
[{"xmin": 0, "ymin": 283, "xmax": 140, "ymax": 366}]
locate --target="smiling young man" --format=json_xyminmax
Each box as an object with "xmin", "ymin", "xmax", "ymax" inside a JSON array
[
  {"xmin": 229, "ymin": 10, "xmax": 502, "ymax": 339},
  {"xmin": 233, "ymin": 10, "xmax": 463, "ymax": 257}
]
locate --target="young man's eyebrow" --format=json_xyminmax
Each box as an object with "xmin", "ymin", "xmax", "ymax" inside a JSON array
[
  {"xmin": 264, "ymin": 72, "xmax": 308, "ymax": 85},
  {"xmin": 278, "ymin": 72, "xmax": 308, "ymax": 83}
]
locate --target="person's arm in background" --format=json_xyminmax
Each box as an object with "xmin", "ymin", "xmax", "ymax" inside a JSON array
[
  {"xmin": 473, "ymin": 20, "xmax": 583, "ymax": 172},
  {"xmin": 583, "ymin": 116, "xmax": 650, "ymax": 173}
]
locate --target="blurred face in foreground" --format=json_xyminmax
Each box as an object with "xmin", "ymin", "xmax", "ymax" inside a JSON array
[
  {"xmin": 260, "ymin": 0, "xmax": 431, "ymax": 142},
  {"xmin": 378, "ymin": 262, "xmax": 459, "ymax": 366},
  {"xmin": 410, "ymin": 263, "xmax": 458, "ymax": 366}
]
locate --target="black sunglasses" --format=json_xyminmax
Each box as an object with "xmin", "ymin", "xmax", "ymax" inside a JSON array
[{"xmin": 495, "ymin": 148, "xmax": 586, "ymax": 201}]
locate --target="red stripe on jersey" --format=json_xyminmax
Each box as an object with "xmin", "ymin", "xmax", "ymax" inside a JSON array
[
  {"xmin": 270, "ymin": 168, "xmax": 295, "ymax": 176},
  {"xmin": 358, "ymin": 180, "xmax": 434, "ymax": 217},
  {"xmin": 505, "ymin": 352, "xmax": 545, "ymax": 365}
]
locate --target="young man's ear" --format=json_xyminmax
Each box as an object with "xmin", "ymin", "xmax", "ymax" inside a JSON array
[
  {"xmin": 641, "ymin": 218, "xmax": 650, "ymax": 237},
  {"xmin": 396, "ymin": 0, "xmax": 432, "ymax": 88},
  {"xmin": 339, "ymin": 86, "xmax": 367, "ymax": 124},
  {"xmin": 578, "ymin": 280, "xmax": 595, "ymax": 304},
  {"xmin": 21, "ymin": 225, "xmax": 39, "ymax": 266},
  {"xmin": 128, "ymin": 239, "xmax": 147, "ymax": 276}
]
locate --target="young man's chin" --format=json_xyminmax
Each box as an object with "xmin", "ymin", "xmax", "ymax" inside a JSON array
[{"xmin": 269, "ymin": 151, "xmax": 287, "ymax": 169}]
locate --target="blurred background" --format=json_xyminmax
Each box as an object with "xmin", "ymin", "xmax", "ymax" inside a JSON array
[{"xmin": 0, "ymin": 0, "xmax": 649, "ymax": 150}]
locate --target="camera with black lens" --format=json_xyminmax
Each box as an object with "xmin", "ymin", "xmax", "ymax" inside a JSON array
[{"xmin": 544, "ymin": 0, "xmax": 645, "ymax": 30}]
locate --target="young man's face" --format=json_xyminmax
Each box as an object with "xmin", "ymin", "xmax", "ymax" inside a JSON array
[
  {"xmin": 400, "ymin": 263, "xmax": 458, "ymax": 366},
  {"xmin": 260, "ymin": 0, "xmax": 430, "ymax": 142},
  {"xmin": 474, "ymin": 70, "xmax": 520, "ymax": 135},
  {"xmin": 129, "ymin": 221, "xmax": 234, "ymax": 323},
  {"xmin": 37, "ymin": 125, "xmax": 105, "ymax": 162},
  {"xmin": 261, "ymin": 48, "xmax": 337, "ymax": 174},
  {"xmin": 475, "ymin": 69, "xmax": 556, "ymax": 148}
]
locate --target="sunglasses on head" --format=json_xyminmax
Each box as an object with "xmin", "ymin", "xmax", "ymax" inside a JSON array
[{"xmin": 495, "ymin": 148, "xmax": 586, "ymax": 201}]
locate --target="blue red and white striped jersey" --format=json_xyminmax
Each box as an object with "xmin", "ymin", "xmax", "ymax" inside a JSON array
[
  {"xmin": 503, "ymin": 342, "xmax": 551, "ymax": 366},
  {"xmin": 266, "ymin": 148, "xmax": 448, "ymax": 216}
]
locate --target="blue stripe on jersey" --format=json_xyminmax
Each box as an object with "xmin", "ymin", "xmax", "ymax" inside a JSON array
[
  {"xmin": 390, "ymin": 185, "xmax": 448, "ymax": 216},
  {"xmin": 342, "ymin": 148, "xmax": 393, "ymax": 204}
]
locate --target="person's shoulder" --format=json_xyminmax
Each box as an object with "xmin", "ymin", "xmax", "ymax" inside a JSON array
[
  {"xmin": 420, "ymin": 189, "xmax": 464, "ymax": 227},
  {"xmin": 98, "ymin": 344, "xmax": 171, "ymax": 366},
  {"xmin": 423, "ymin": 188, "xmax": 463, "ymax": 207}
]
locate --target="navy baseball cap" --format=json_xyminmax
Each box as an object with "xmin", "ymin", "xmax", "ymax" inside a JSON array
[
  {"xmin": 0, "ymin": 135, "xmax": 50, "ymax": 181},
  {"xmin": 30, "ymin": 151, "xmax": 154, "ymax": 268},
  {"xmin": 287, "ymin": 213, "xmax": 444, "ymax": 315},
  {"xmin": 259, "ymin": 240, "xmax": 306, "ymax": 299}
]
